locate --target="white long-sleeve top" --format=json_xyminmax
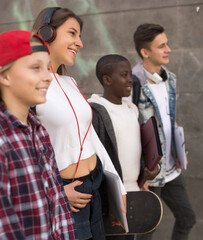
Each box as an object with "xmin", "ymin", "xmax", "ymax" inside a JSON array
[{"xmin": 36, "ymin": 73, "xmax": 126, "ymax": 194}]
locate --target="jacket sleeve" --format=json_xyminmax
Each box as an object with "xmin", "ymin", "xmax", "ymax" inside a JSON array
[
  {"xmin": 132, "ymin": 74, "xmax": 141, "ymax": 107},
  {"xmin": 90, "ymin": 125, "xmax": 126, "ymax": 194},
  {"xmin": 89, "ymin": 106, "xmax": 126, "ymax": 194},
  {"xmin": 91, "ymin": 107, "xmax": 101, "ymax": 137}
]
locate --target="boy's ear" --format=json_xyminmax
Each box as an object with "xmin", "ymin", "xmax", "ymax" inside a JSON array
[
  {"xmin": 0, "ymin": 71, "xmax": 11, "ymax": 87},
  {"xmin": 103, "ymin": 75, "xmax": 112, "ymax": 86},
  {"xmin": 140, "ymin": 48, "xmax": 150, "ymax": 59}
]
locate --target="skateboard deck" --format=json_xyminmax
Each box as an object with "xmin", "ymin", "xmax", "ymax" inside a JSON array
[{"xmin": 103, "ymin": 190, "xmax": 163, "ymax": 235}]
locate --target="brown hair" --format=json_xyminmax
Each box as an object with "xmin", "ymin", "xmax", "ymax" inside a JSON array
[
  {"xmin": 32, "ymin": 7, "xmax": 83, "ymax": 35},
  {"xmin": 133, "ymin": 23, "xmax": 165, "ymax": 58}
]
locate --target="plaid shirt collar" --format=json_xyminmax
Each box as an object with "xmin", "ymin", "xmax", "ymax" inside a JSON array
[{"xmin": 0, "ymin": 105, "xmax": 41, "ymax": 130}]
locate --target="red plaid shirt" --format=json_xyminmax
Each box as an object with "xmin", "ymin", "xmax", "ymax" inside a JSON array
[{"xmin": 0, "ymin": 106, "xmax": 77, "ymax": 239}]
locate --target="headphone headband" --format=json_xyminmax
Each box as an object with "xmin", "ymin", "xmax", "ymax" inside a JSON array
[{"xmin": 44, "ymin": 7, "xmax": 61, "ymax": 24}]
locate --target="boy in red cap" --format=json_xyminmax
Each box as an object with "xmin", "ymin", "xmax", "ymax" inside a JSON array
[{"xmin": 0, "ymin": 30, "xmax": 77, "ymax": 239}]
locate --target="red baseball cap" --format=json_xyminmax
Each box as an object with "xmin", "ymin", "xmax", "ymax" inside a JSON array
[{"xmin": 0, "ymin": 30, "xmax": 49, "ymax": 67}]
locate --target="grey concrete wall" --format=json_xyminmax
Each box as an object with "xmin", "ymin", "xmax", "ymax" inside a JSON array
[{"xmin": 0, "ymin": 0, "xmax": 202, "ymax": 239}]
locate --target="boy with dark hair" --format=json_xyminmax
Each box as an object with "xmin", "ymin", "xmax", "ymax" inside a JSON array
[
  {"xmin": 89, "ymin": 54, "xmax": 157, "ymax": 240},
  {"xmin": 132, "ymin": 23, "xmax": 196, "ymax": 240},
  {"xmin": 133, "ymin": 24, "xmax": 165, "ymax": 59},
  {"xmin": 0, "ymin": 30, "xmax": 77, "ymax": 239}
]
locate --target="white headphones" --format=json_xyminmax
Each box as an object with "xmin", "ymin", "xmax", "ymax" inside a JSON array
[{"xmin": 144, "ymin": 69, "xmax": 163, "ymax": 84}]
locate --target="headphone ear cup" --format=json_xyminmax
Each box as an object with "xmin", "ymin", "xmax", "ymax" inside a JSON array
[{"xmin": 38, "ymin": 25, "xmax": 56, "ymax": 43}]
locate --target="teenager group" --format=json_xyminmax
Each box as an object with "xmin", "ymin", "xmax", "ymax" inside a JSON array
[{"xmin": 0, "ymin": 6, "xmax": 196, "ymax": 240}]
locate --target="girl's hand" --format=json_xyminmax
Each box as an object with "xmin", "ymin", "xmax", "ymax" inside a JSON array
[{"xmin": 63, "ymin": 180, "xmax": 92, "ymax": 212}]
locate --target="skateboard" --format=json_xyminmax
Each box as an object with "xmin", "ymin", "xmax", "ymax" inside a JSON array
[{"xmin": 103, "ymin": 190, "xmax": 163, "ymax": 235}]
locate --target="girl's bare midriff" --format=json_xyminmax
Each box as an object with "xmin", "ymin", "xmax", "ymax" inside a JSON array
[{"xmin": 59, "ymin": 153, "xmax": 97, "ymax": 179}]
